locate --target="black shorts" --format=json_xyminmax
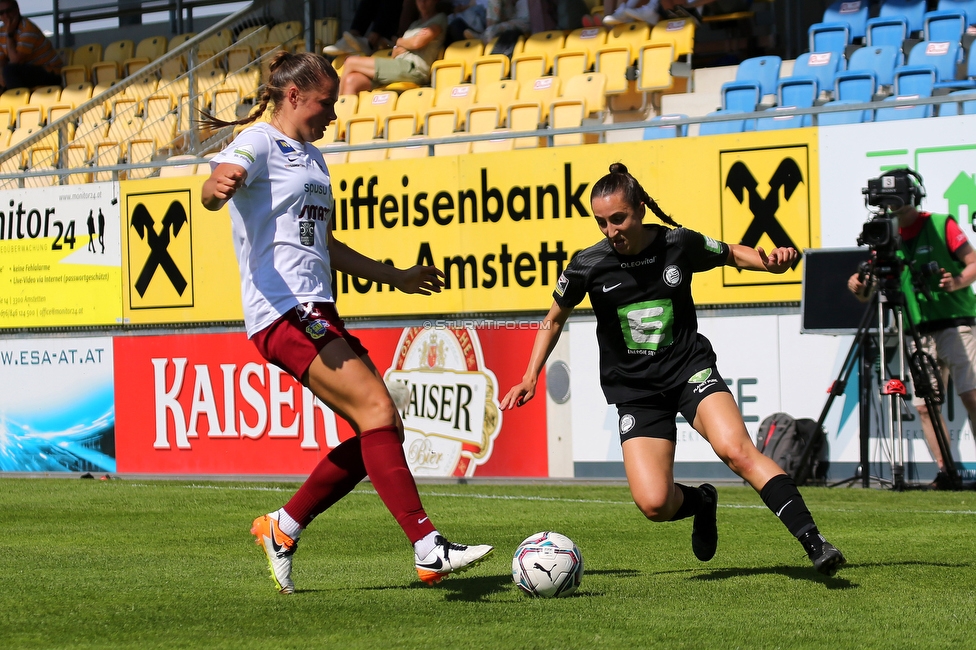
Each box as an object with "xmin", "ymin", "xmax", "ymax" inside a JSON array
[{"xmin": 616, "ymin": 366, "xmax": 732, "ymax": 443}]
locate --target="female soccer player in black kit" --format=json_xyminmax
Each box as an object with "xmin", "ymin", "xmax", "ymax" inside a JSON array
[{"xmin": 500, "ymin": 163, "xmax": 846, "ymax": 576}]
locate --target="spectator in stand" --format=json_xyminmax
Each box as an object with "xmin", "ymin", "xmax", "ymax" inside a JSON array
[
  {"xmin": 590, "ymin": 0, "xmax": 718, "ymax": 27},
  {"xmin": 337, "ymin": 0, "xmax": 449, "ymax": 94},
  {"xmin": 447, "ymin": 0, "xmax": 488, "ymax": 44},
  {"xmin": 463, "ymin": 0, "xmax": 531, "ymax": 45},
  {"xmin": 323, "ymin": 0, "xmax": 405, "ymax": 56},
  {"xmin": 0, "ymin": 0, "xmax": 62, "ymax": 90}
]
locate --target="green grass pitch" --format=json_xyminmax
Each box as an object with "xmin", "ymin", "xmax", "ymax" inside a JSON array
[{"xmin": 1, "ymin": 478, "xmax": 975, "ymax": 649}]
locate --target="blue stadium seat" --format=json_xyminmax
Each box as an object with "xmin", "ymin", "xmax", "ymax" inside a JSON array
[
  {"xmin": 934, "ymin": 45, "xmax": 976, "ymax": 90},
  {"xmin": 818, "ymin": 99, "xmax": 873, "ymax": 124},
  {"xmin": 907, "ymin": 40, "xmax": 961, "ymax": 83},
  {"xmin": 809, "ymin": 22, "xmax": 852, "ymax": 56},
  {"xmin": 834, "ymin": 69, "xmax": 877, "ymax": 101},
  {"xmin": 880, "ymin": 0, "xmax": 928, "ymax": 35},
  {"xmin": 824, "ymin": 0, "xmax": 870, "ymax": 40},
  {"xmin": 865, "ymin": 16, "xmax": 910, "ymax": 47},
  {"xmin": 790, "ymin": 51, "xmax": 845, "ymax": 97},
  {"xmin": 698, "ymin": 110, "xmax": 747, "ymax": 135},
  {"xmin": 875, "ymin": 65, "xmax": 937, "ymax": 120},
  {"xmin": 758, "ymin": 78, "xmax": 818, "ymax": 129},
  {"xmin": 938, "ymin": 89, "xmax": 976, "ymax": 115},
  {"xmin": 757, "ymin": 106, "xmax": 809, "ymax": 130},
  {"xmin": 643, "ymin": 114, "xmax": 688, "ymax": 139},
  {"xmin": 937, "ymin": 0, "xmax": 976, "ymax": 25},
  {"xmin": 735, "ymin": 55, "xmax": 782, "ymax": 98},
  {"xmin": 721, "ymin": 81, "xmax": 761, "ymax": 112},
  {"xmin": 845, "ymin": 44, "xmax": 902, "ymax": 87},
  {"xmin": 923, "ymin": 10, "xmax": 967, "ymax": 42}
]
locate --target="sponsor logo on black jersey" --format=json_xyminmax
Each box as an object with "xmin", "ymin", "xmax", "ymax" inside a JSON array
[
  {"xmin": 555, "ymin": 273, "xmax": 569, "ymax": 296},
  {"xmin": 663, "ymin": 265, "xmax": 681, "ymax": 287},
  {"xmin": 620, "ymin": 256, "xmax": 656, "ymax": 268}
]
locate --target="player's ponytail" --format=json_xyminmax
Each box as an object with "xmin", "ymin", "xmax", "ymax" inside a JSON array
[
  {"xmin": 592, "ymin": 163, "xmax": 682, "ymax": 229},
  {"xmin": 197, "ymin": 51, "xmax": 339, "ymax": 130}
]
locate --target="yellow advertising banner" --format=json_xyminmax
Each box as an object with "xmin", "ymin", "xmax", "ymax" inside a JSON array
[
  {"xmin": 120, "ymin": 176, "xmax": 243, "ymax": 324},
  {"xmin": 330, "ymin": 129, "xmax": 820, "ymax": 316},
  {"xmin": 0, "ymin": 183, "xmax": 123, "ymax": 328}
]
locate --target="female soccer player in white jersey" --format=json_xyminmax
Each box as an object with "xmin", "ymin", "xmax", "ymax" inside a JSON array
[
  {"xmin": 500, "ymin": 163, "xmax": 846, "ymax": 576},
  {"xmin": 201, "ymin": 52, "xmax": 492, "ymax": 594}
]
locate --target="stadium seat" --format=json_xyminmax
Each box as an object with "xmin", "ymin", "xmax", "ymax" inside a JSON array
[
  {"xmin": 126, "ymin": 137, "xmax": 158, "ymax": 180},
  {"xmin": 513, "ymin": 30, "xmax": 566, "ymax": 79},
  {"xmin": 64, "ymin": 143, "xmax": 91, "ymax": 184},
  {"xmin": 332, "ymin": 94, "xmax": 359, "ymax": 140},
  {"xmin": 642, "ymin": 113, "xmax": 688, "ymax": 139},
  {"xmin": 842, "ymin": 44, "xmax": 902, "ymax": 89},
  {"xmin": 875, "ymin": 65, "xmax": 937, "ymax": 119},
  {"xmin": 430, "ymin": 60, "xmax": 467, "ymax": 100},
  {"xmin": 923, "ymin": 10, "xmax": 967, "ymax": 42},
  {"xmin": 159, "ymin": 155, "xmax": 197, "ymax": 177},
  {"xmin": 907, "ymin": 40, "xmax": 961, "ymax": 83},
  {"xmin": 237, "ymin": 25, "xmax": 269, "ymax": 47},
  {"xmin": 507, "ymin": 101, "xmax": 543, "ymax": 148},
  {"xmin": 824, "ymin": 0, "xmax": 870, "ymax": 40},
  {"xmin": 346, "ymin": 119, "xmax": 387, "ymax": 163},
  {"xmin": 881, "ymin": 0, "xmax": 928, "ymax": 34},
  {"xmin": 384, "ymin": 87, "xmax": 435, "ymax": 138},
  {"xmin": 650, "ymin": 18, "xmax": 695, "ymax": 60},
  {"xmin": 474, "ymin": 80, "xmax": 519, "ymax": 124},
  {"xmin": 0, "ymin": 87, "xmax": 30, "ymax": 113},
  {"xmin": 433, "ymin": 83, "xmax": 477, "ymax": 128},
  {"xmin": 471, "ymin": 54, "xmax": 511, "ymax": 87},
  {"xmin": 0, "ymin": 106, "xmax": 12, "ymax": 131},
  {"xmin": 29, "ymin": 86, "xmax": 61, "ymax": 123},
  {"xmin": 549, "ymin": 72, "xmax": 606, "ymax": 144},
  {"xmin": 938, "ymin": 88, "xmax": 976, "ymax": 114},
  {"xmin": 937, "ymin": 0, "xmax": 976, "ymax": 24},
  {"xmin": 866, "ymin": 16, "xmax": 910, "ymax": 47},
  {"xmin": 350, "ymin": 90, "xmax": 398, "ymax": 137},
  {"xmin": 698, "ymin": 110, "xmax": 747, "ymax": 135},
  {"xmin": 443, "ymin": 38, "xmax": 485, "ymax": 79},
  {"xmin": 756, "ymin": 105, "xmax": 809, "ymax": 130},
  {"xmin": 637, "ymin": 42, "xmax": 675, "ymax": 93},
  {"xmin": 516, "ymin": 76, "xmax": 561, "ymax": 123},
  {"xmin": 554, "ymin": 27, "xmax": 608, "ymax": 80},
  {"xmin": 721, "ymin": 81, "xmax": 761, "ymax": 112},
  {"xmin": 834, "ymin": 69, "xmax": 877, "ymax": 101},
  {"xmin": 735, "ymin": 55, "xmax": 782, "ymax": 99},
  {"xmin": 16, "ymin": 105, "xmax": 43, "ymax": 130},
  {"xmin": 778, "ymin": 76, "xmax": 819, "ymax": 120},
  {"xmin": 471, "ymin": 128, "xmax": 516, "ymax": 154},
  {"xmin": 268, "ymin": 21, "xmax": 303, "ymax": 46},
  {"xmin": 809, "ymin": 22, "xmax": 852, "ymax": 56},
  {"xmin": 600, "ymin": 21, "xmax": 651, "ymax": 67},
  {"xmin": 818, "ymin": 99, "xmax": 872, "ymax": 124},
  {"xmin": 788, "ymin": 51, "xmax": 844, "ymax": 101}
]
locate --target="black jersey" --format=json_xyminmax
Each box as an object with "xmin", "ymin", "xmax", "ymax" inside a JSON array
[{"xmin": 554, "ymin": 225, "xmax": 730, "ymax": 404}]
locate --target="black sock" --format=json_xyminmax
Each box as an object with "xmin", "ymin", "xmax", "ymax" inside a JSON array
[
  {"xmin": 759, "ymin": 474, "xmax": 820, "ymax": 554},
  {"xmin": 669, "ymin": 483, "xmax": 704, "ymax": 521}
]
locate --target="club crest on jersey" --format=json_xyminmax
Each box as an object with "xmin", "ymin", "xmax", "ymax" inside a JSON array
[
  {"xmin": 555, "ymin": 273, "xmax": 569, "ymax": 296},
  {"xmin": 305, "ymin": 319, "xmax": 331, "ymax": 339},
  {"xmin": 619, "ymin": 413, "xmax": 636, "ymax": 434},
  {"xmin": 663, "ymin": 265, "xmax": 681, "ymax": 287},
  {"xmin": 275, "ymin": 139, "xmax": 296, "ymax": 154}
]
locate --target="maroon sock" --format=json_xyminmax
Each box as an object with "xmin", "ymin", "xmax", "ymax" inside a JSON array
[
  {"xmin": 359, "ymin": 424, "xmax": 436, "ymax": 544},
  {"xmin": 283, "ymin": 437, "xmax": 367, "ymax": 527}
]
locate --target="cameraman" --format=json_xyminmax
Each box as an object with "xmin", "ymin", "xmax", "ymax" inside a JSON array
[{"xmin": 848, "ymin": 169, "xmax": 976, "ymax": 489}]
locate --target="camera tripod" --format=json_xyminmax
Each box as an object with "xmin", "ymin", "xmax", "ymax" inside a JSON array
[{"xmin": 797, "ymin": 276, "xmax": 962, "ymax": 490}]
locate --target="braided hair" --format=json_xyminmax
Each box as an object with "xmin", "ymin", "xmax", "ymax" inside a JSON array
[
  {"xmin": 591, "ymin": 162, "xmax": 681, "ymax": 229},
  {"xmin": 198, "ymin": 51, "xmax": 339, "ymax": 130}
]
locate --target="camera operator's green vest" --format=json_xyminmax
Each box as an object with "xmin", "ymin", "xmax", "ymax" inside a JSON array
[{"xmin": 900, "ymin": 212, "xmax": 976, "ymax": 331}]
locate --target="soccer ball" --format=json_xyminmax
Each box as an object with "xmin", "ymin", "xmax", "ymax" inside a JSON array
[{"xmin": 512, "ymin": 531, "xmax": 583, "ymax": 598}]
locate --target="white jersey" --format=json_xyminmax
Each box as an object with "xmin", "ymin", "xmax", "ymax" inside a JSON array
[{"xmin": 211, "ymin": 122, "xmax": 335, "ymax": 337}]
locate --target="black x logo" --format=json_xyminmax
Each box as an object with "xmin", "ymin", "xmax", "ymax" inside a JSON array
[
  {"xmin": 130, "ymin": 201, "xmax": 188, "ymax": 297},
  {"xmin": 725, "ymin": 159, "xmax": 804, "ymax": 269}
]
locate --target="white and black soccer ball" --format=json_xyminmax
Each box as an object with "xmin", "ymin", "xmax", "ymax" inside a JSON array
[{"xmin": 512, "ymin": 531, "xmax": 583, "ymax": 598}]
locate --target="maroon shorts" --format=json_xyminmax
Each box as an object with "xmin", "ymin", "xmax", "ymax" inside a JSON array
[{"xmin": 251, "ymin": 302, "xmax": 369, "ymax": 381}]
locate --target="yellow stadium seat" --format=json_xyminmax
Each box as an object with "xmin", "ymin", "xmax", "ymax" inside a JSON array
[
  {"xmin": 103, "ymin": 40, "xmax": 134, "ymax": 66},
  {"xmin": 423, "ymin": 108, "xmax": 469, "ymax": 156},
  {"xmin": 430, "ymin": 59, "xmax": 467, "ymax": 97},
  {"xmin": 332, "ymin": 94, "xmax": 359, "ymax": 140},
  {"xmin": 268, "ymin": 21, "xmax": 302, "ymax": 46},
  {"xmin": 168, "ymin": 33, "xmax": 197, "ymax": 52},
  {"xmin": 506, "ymin": 101, "xmax": 543, "ymax": 149},
  {"xmin": 434, "ymin": 83, "xmax": 477, "ymax": 127},
  {"xmin": 90, "ymin": 61, "xmax": 120, "ymax": 86},
  {"xmin": 126, "ymin": 35, "xmax": 168, "ymax": 74},
  {"xmin": 474, "ymin": 79, "xmax": 519, "ymax": 121},
  {"xmin": 559, "ymin": 72, "xmax": 608, "ymax": 117},
  {"xmin": 650, "ymin": 18, "xmax": 695, "ymax": 58},
  {"xmin": 160, "ymin": 155, "xmax": 198, "ymax": 177},
  {"xmin": 59, "ymin": 82, "xmax": 93, "ymax": 108},
  {"xmin": 28, "ymin": 85, "xmax": 61, "ymax": 122},
  {"xmin": 73, "ymin": 43, "xmax": 102, "ymax": 69},
  {"xmin": 471, "ymin": 128, "xmax": 516, "ymax": 153},
  {"xmin": 347, "ymin": 121, "xmax": 387, "ymax": 164},
  {"xmin": 16, "ymin": 105, "xmax": 43, "ymax": 129},
  {"xmin": 0, "ymin": 87, "xmax": 31, "ymax": 112},
  {"xmin": 348, "ymin": 90, "xmax": 397, "ymax": 137},
  {"xmin": 442, "ymin": 38, "xmax": 485, "ymax": 80},
  {"xmin": 93, "ymin": 140, "xmax": 124, "ymax": 181},
  {"xmin": 638, "ymin": 42, "xmax": 675, "ymax": 93},
  {"xmin": 0, "ymin": 107, "xmax": 12, "ymax": 130},
  {"xmin": 315, "ymin": 18, "xmax": 338, "ymax": 46},
  {"xmin": 513, "ymin": 30, "xmax": 566, "ymax": 77},
  {"xmin": 558, "ymin": 26, "xmax": 608, "ymax": 72},
  {"xmin": 126, "ymin": 137, "xmax": 158, "ymax": 179},
  {"xmin": 224, "ymin": 66, "xmax": 261, "ymax": 100},
  {"xmin": 200, "ymin": 29, "xmax": 233, "ymax": 53},
  {"xmin": 515, "ymin": 76, "xmax": 561, "ymax": 122},
  {"xmin": 226, "ymin": 45, "xmax": 253, "ymax": 72},
  {"xmin": 471, "ymin": 54, "xmax": 511, "ymax": 87},
  {"xmin": 236, "ymin": 25, "xmax": 269, "ymax": 47},
  {"xmin": 65, "ymin": 142, "xmax": 93, "ymax": 185},
  {"xmin": 211, "ymin": 88, "xmax": 241, "ymax": 123},
  {"xmin": 467, "ymin": 103, "xmax": 502, "ymax": 133}
]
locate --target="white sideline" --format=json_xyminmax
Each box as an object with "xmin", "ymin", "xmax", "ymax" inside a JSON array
[{"xmin": 123, "ymin": 483, "xmax": 976, "ymax": 515}]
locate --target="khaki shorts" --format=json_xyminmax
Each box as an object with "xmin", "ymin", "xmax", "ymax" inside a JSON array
[
  {"xmin": 911, "ymin": 325, "xmax": 976, "ymax": 405},
  {"xmin": 373, "ymin": 57, "xmax": 429, "ymax": 87}
]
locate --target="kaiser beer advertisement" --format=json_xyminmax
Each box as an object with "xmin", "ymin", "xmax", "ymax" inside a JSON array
[{"xmin": 114, "ymin": 325, "xmax": 547, "ymax": 477}]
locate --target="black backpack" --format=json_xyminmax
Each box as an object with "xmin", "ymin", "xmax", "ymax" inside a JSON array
[{"xmin": 756, "ymin": 413, "xmax": 829, "ymax": 485}]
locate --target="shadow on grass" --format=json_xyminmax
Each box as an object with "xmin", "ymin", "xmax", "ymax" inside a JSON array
[{"xmin": 350, "ymin": 569, "xmax": 643, "ymax": 601}]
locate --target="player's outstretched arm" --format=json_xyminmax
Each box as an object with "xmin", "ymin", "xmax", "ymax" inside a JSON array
[
  {"xmin": 727, "ymin": 244, "xmax": 798, "ymax": 273},
  {"xmin": 328, "ymin": 230, "xmax": 445, "ymax": 295},
  {"xmin": 201, "ymin": 163, "xmax": 246, "ymax": 211},
  {"xmin": 500, "ymin": 302, "xmax": 573, "ymax": 410}
]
